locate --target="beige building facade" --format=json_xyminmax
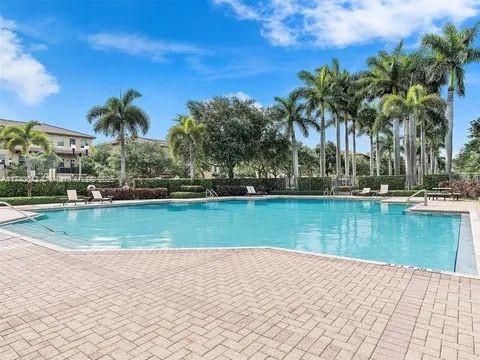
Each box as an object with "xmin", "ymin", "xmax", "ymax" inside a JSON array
[{"xmin": 0, "ymin": 119, "xmax": 95, "ymax": 176}]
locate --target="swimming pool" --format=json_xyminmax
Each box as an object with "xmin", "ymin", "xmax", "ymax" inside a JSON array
[{"xmin": 2, "ymin": 198, "xmax": 463, "ymax": 271}]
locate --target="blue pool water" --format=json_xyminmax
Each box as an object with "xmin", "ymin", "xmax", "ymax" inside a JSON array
[{"xmin": 3, "ymin": 199, "xmax": 462, "ymax": 271}]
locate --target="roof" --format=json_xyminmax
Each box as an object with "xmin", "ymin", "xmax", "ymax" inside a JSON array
[{"xmin": 0, "ymin": 119, "xmax": 95, "ymax": 139}]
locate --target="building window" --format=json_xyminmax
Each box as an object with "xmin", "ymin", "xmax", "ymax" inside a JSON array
[
  {"xmin": 57, "ymin": 140, "xmax": 64, "ymax": 147},
  {"xmin": 82, "ymin": 139, "xmax": 88, "ymax": 146},
  {"xmin": 0, "ymin": 155, "xmax": 5, "ymax": 165},
  {"xmin": 69, "ymin": 138, "xmax": 76, "ymax": 146}
]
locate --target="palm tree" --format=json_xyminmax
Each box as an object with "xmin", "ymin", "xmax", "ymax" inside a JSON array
[
  {"xmin": 87, "ymin": 89, "xmax": 150, "ymax": 185},
  {"xmin": 356, "ymin": 104, "xmax": 378, "ymax": 176},
  {"xmin": 359, "ymin": 41, "xmax": 411, "ymax": 175},
  {"xmin": 327, "ymin": 59, "xmax": 349, "ymax": 178},
  {"xmin": 422, "ymin": 22, "xmax": 480, "ymax": 174},
  {"xmin": 297, "ymin": 65, "xmax": 331, "ymax": 177},
  {"xmin": 274, "ymin": 91, "xmax": 319, "ymax": 188},
  {"xmin": 168, "ymin": 115, "xmax": 205, "ymax": 180},
  {"xmin": 383, "ymin": 84, "xmax": 445, "ymax": 186},
  {"xmin": 0, "ymin": 121, "xmax": 51, "ymax": 179}
]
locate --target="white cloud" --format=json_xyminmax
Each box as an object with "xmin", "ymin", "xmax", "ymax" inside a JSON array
[
  {"xmin": 0, "ymin": 16, "xmax": 59, "ymax": 105},
  {"xmin": 86, "ymin": 32, "xmax": 204, "ymax": 61},
  {"xmin": 213, "ymin": 0, "xmax": 480, "ymax": 47}
]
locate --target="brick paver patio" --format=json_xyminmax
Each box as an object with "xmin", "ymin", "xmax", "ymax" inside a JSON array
[{"xmin": 1, "ymin": 235, "xmax": 479, "ymax": 360}]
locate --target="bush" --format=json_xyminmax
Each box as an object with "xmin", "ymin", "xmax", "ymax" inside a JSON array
[
  {"xmin": 216, "ymin": 185, "xmax": 247, "ymax": 196},
  {"xmin": 423, "ymin": 174, "xmax": 457, "ymax": 189},
  {"xmin": 358, "ymin": 176, "xmax": 405, "ymax": 190},
  {"xmin": 0, "ymin": 180, "xmax": 118, "ymax": 197},
  {"xmin": 212, "ymin": 178, "xmax": 284, "ymax": 192},
  {"xmin": 170, "ymin": 191, "xmax": 205, "ymax": 199},
  {"xmin": 135, "ymin": 178, "xmax": 212, "ymax": 193},
  {"xmin": 269, "ymin": 190, "xmax": 326, "ymax": 196},
  {"xmin": 439, "ymin": 180, "xmax": 480, "ymax": 199},
  {"xmin": 297, "ymin": 177, "xmax": 331, "ymax": 191},
  {"xmin": 0, "ymin": 196, "xmax": 63, "ymax": 206},
  {"xmin": 180, "ymin": 185, "xmax": 205, "ymax": 192},
  {"xmin": 94, "ymin": 188, "xmax": 168, "ymax": 200}
]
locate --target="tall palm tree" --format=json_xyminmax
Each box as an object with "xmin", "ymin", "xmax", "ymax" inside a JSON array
[
  {"xmin": 356, "ymin": 104, "xmax": 378, "ymax": 176},
  {"xmin": 359, "ymin": 41, "xmax": 411, "ymax": 175},
  {"xmin": 274, "ymin": 91, "xmax": 319, "ymax": 188},
  {"xmin": 87, "ymin": 89, "xmax": 150, "ymax": 185},
  {"xmin": 297, "ymin": 65, "xmax": 331, "ymax": 177},
  {"xmin": 327, "ymin": 59, "xmax": 349, "ymax": 178},
  {"xmin": 422, "ymin": 22, "xmax": 480, "ymax": 174},
  {"xmin": 383, "ymin": 84, "xmax": 444, "ymax": 186},
  {"xmin": 168, "ymin": 115, "xmax": 205, "ymax": 180},
  {"xmin": 0, "ymin": 121, "xmax": 51, "ymax": 179}
]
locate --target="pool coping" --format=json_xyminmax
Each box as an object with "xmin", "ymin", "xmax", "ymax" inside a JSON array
[{"xmin": 1, "ymin": 195, "xmax": 479, "ymax": 279}]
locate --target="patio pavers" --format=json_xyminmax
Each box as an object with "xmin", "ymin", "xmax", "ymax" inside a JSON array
[{"xmin": 0, "ymin": 237, "xmax": 479, "ymax": 360}]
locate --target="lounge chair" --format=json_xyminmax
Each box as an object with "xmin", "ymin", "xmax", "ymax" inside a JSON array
[
  {"xmin": 373, "ymin": 184, "xmax": 389, "ymax": 196},
  {"xmin": 246, "ymin": 186, "xmax": 266, "ymax": 196},
  {"xmin": 353, "ymin": 188, "xmax": 371, "ymax": 196},
  {"xmin": 91, "ymin": 190, "xmax": 113, "ymax": 203},
  {"xmin": 62, "ymin": 190, "xmax": 87, "ymax": 205}
]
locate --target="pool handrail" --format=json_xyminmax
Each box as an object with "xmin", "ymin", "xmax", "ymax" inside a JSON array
[
  {"xmin": 0, "ymin": 201, "xmax": 66, "ymax": 234},
  {"xmin": 205, "ymin": 189, "xmax": 219, "ymax": 200},
  {"xmin": 406, "ymin": 189, "xmax": 427, "ymax": 206}
]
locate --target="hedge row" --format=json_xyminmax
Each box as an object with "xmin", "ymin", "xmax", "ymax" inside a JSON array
[
  {"xmin": 298, "ymin": 177, "xmax": 331, "ymax": 191},
  {"xmin": 0, "ymin": 180, "xmax": 118, "ymax": 197},
  {"xmin": 422, "ymin": 174, "xmax": 458, "ymax": 189},
  {"xmin": 358, "ymin": 176, "xmax": 405, "ymax": 190},
  {"xmin": 170, "ymin": 191, "xmax": 205, "ymax": 199},
  {"xmin": 135, "ymin": 178, "xmax": 285, "ymax": 193},
  {"xmin": 92, "ymin": 188, "xmax": 168, "ymax": 200}
]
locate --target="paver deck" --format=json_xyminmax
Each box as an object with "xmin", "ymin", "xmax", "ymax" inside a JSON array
[{"xmin": 1, "ymin": 233, "xmax": 479, "ymax": 360}]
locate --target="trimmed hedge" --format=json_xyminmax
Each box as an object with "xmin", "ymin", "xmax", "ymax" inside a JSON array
[
  {"xmin": 135, "ymin": 178, "xmax": 285, "ymax": 193},
  {"xmin": 216, "ymin": 185, "xmax": 247, "ymax": 196},
  {"xmin": 180, "ymin": 185, "xmax": 204, "ymax": 192},
  {"xmin": 170, "ymin": 191, "xmax": 205, "ymax": 199},
  {"xmin": 270, "ymin": 190, "xmax": 326, "ymax": 196},
  {"xmin": 0, "ymin": 196, "xmax": 63, "ymax": 206},
  {"xmin": 422, "ymin": 174, "xmax": 456, "ymax": 189},
  {"xmin": 298, "ymin": 177, "xmax": 330, "ymax": 191},
  {"xmin": 94, "ymin": 188, "xmax": 168, "ymax": 200},
  {"xmin": 358, "ymin": 176, "xmax": 405, "ymax": 190},
  {"xmin": 0, "ymin": 180, "xmax": 118, "ymax": 197}
]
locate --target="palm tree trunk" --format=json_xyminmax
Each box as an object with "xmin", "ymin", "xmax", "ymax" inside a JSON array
[
  {"xmin": 409, "ymin": 115, "xmax": 416, "ymax": 186},
  {"xmin": 393, "ymin": 118, "xmax": 400, "ymax": 175},
  {"xmin": 335, "ymin": 113, "xmax": 341, "ymax": 178},
  {"xmin": 320, "ymin": 112, "xmax": 326, "ymax": 177},
  {"xmin": 420, "ymin": 123, "xmax": 425, "ymax": 185},
  {"xmin": 369, "ymin": 135, "xmax": 374, "ymax": 176},
  {"xmin": 352, "ymin": 118, "xmax": 357, "ymax": 184},
  {"xmin": 430, "ymin": 146, "xmax": 435, "ymax": 174},
  {"xmin": 189, "ymin": 142, "xmax": 195, "ymax": 180},
  {"xmin": 388, "ymin": 150, "xmax": 392, "ymax": 175},
  {"xmin": 25, "ymin": 152, "xmax": 31, "ymax": 179},
  {"xmin": 375, "ymin": 133, "xmax": 380, "ymax": 176},
  {"xmin": 445, "ymin": 87, "xmax": 454, "ymax": 175},
  {"xmin": 404, "ymin": 117, "xmax": 411, "ymax": 188},
  {"xmin": 344, "ymin": 115, "xmax": 349, "ymax": 177},
  {"xmin": 119, "ymin": 126, "xmax": 126, "ymax": 186},
  {"xmin": 292, "ymin": 133, "xmax": 299, "ymax": 188}
]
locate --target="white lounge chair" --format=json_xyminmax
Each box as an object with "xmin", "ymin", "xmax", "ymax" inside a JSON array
[
  {"xmin": 246, "ymin": 186, "xmax": 266, "ymax": 196},
  {"xmin": 353, "ymin": 188, "xmax": 371, "ymax": 196},
  {"xmin": 63, "ymin": 190, "xmax": 87, "ymax": 205},
  {"xmin": 91, "ymin": 190, "xmax": 113, "ymax": 203},
  {"xmin": 374, "ymin": 184, "xmax": 389, "ymax": 196}
]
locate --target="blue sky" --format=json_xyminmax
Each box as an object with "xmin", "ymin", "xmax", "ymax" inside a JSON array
[{"xmin": 1, "ymin": 0, "xmax": 479, "ymax": 154}]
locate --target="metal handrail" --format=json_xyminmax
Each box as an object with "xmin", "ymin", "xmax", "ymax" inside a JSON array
[
  {"xmin": 0, "ymin": 201, "xmax": 66, "ymax": 234},
  {"xmin": 406, "ymin": 189, "xmax": 427, "ymax": 206},
  {"xmin": 205, "ymin": 189, "xmax": 219, "ymax": 199}
]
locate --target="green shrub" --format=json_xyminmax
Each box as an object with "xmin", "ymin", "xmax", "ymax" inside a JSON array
[
  {"xmin": 96, "ymin": 188, "xmax": 168, "ymax": 200},
  {"xmin": 358, "ymin": 176, "xmax": 405, "ymax": 190},
  {"xmin": 0, "ymin": 180, "xmax": 117, "ymax": 197},
  {"xmin": 422, "ymin": 174, "xmax": 459, "ymax": 189},
  {"xmin": 170, "ymin": 191, "xmax": 205, "ymax": 199},
  {"xmin": 216, "ymin": 185, "xmax": 247, "ymax": 196},
  {"xmin": 212, "ymin": 178, "xmax": 284, "ymax": 192},
  {"xmin": 135, "ymin": 178, "xmax": 213, "ymax": 193},
  {"xmin": 0, "ymin": 196, "xmax": 63, "ymax": 206},
  {"xmin": 297, "ymin": 177, "xmax": 331, "ymax": 191},
  {"xmin": 180, "ymin": 185, "xmax": 205, "ymax": 192},
  {"xmin": 269, "ymin": 190, "xmax": 326, "ymax": 195}
]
